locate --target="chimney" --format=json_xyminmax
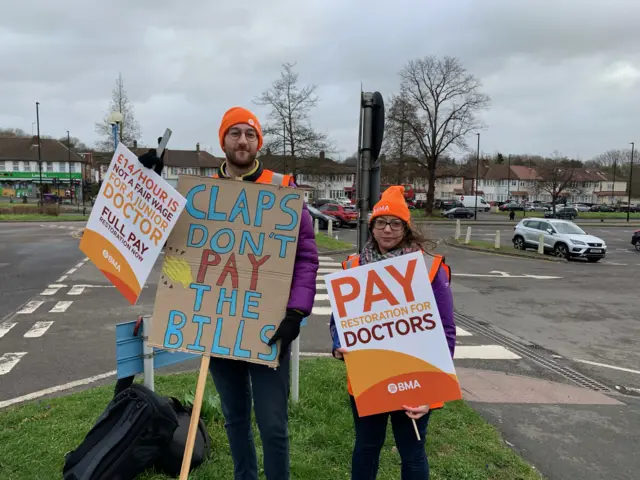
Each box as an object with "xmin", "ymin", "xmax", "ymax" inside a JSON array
[
  {"xmin": 133, "ymin": 140, "xmax": 138, "ymax": 148},
  {"xmin": 196, "ymin": 143, "xmax": 200, "ymax": 153},
  {"xmin": 319, "ymin": 150, "xmax": 325, "ymax": 160}
]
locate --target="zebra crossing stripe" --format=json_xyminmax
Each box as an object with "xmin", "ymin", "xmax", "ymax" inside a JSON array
[
  {"xmin": 49, "ymin": 301, "xmax": 73, "ymax": 313},
  {"xmin": 454, "ymin": 345, "xmax": 521, "ymax": 360},
  {"xmin": 318, "ymin": 268, "xmax": 341, "ymax": 274},
  {"xmin": 17, "ymin": 301, "xmax": 44, "ymax": 314},
  {"xmin": 24, "ymin": 321, "xmax": 54, "ymax": 338},
  {"xmin": 0, "ymin": 352, "xmax": 27, "ymax": 375},
  {"xmin": 0, "ymin": 322, "xmax": 17, "ymax": 338}
]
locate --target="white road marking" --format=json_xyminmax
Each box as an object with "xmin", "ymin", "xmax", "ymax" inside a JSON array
[
  {"xmin": 74, "ymin": 262, "xmax": 85, "ymax": 268},
  {"xmin": 56, "ymin": 275, "xmax": 68, "ymax": 282},
  {"xmin": 454, "ymin": 273, "xmax": 562, "ymax": 279},
  {"xmin": 319, "ymin": 262, "xmax": 342, "ymax": 267},
  {"xmin": 24, "ymin": 321, "xmax": 54, "ymax": 338},
  {"xmin": 318, "ymin": 256, "xmax": 335, "ymax": 261},
  {"xmin": 301, "ymin": 352, "xmax": 331, "ymax": 357},
  {"xmin": 0, "ymin": 322, "xmax": 17, "ymax": 338},
  {"xmin": 314, "ymin": 294, "xmax": 330, "ymax": 301},
  {"xmin": 316, "ymin": 283, "xmax": 327, "ymax": 290},
  {"xmin": 40, "ymin": 284, "xmax": 66, "ymax": 295},
  {"xmin": 49, "ymin": 301, "xmax": 73, "ymax": 313},
  {"xmin": 456, "ymin": 327, "xmax": 472, "ymax": 336},
  {"xmin": 66, "ymin": 268, "xmax": 77, "ymax": 274},
  {"xmin": 319, "ymin": 268, "xmax": 341, "ymax": 274},
  {"xmin": 312, "ymin": 306, "xmax": 333, "ymax": 315},
  {"xmin": 17, "ymin": 301, "xmax": 44, "ymax": 314},
  {"xmin": 602, "ymin": 262, "xmax": 627, "ymax": 266},
  {"xmin": 84, "ymin": 257, "xmax": 89, "ymax": 262},
  {"xmin": 0, "ymin": 352, "xmax": 27, "ymax": 375},
  {"xmin": 573, "ymin": 358, "xmax": 640, "ymax": 376},
  {"xmin": 454, "ymin": 345, "xmax": 521, "ymax": 360},
  {"xmin": 0, "ymin": 370, "xmax": 117, "ymax": 409},
  {"xmin": 68, "ymin": 286, "xmax": 85, "ymax": 295}
]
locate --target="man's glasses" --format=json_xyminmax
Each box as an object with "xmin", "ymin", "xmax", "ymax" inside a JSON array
[
  {"xmin": 372, "ymin": 218, "xmax": 405, "ymax": 231},
  {"xmin": 227, "ymin": 128, "xmax": 258, "ymax": 142}
]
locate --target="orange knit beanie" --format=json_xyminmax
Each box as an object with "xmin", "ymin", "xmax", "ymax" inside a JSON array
[
  {"xmin": 369, "ymin": 186, "xmax": 410, "ymax": 224},
  {"xmin": 218, "ymin": 107, "xmax": 263, "ymax": 150}
]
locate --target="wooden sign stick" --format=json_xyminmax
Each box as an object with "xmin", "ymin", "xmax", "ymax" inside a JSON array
[
  {"xmin": 179, "ymin": 355, "xmax": 211, "ymax": 480},
  {"xmin": 411, "ymin": 418, "xmax": 421, "ymax": 441}
]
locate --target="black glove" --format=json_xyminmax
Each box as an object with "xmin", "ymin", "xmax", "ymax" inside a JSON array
[
  {"xmin": 138, "ymin": 149, "xmax": 164, "ymax": 175},
  {"xmin": 268, "ymin": 309, "xmax": 304, "ymax": 360}
]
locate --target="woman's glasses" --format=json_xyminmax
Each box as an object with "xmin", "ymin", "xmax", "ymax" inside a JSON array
[{"xmin": 372, "ymin": 218, "xmax": 405, "ymax": 231}]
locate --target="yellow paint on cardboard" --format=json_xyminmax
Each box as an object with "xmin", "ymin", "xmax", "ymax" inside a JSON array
[{"xmin": 162, "ymin": 255, "xmax": 193, "ymax": 288}]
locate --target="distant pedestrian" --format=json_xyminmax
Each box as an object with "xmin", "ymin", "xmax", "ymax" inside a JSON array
[{"xmin": 509, "ymin": 210, "xmax": 515, "ymax": 221}]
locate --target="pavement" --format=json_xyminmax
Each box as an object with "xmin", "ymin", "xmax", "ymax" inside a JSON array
[{"xmin": 1, "ymin": 222, "xmax": 639, "ymax": 479}]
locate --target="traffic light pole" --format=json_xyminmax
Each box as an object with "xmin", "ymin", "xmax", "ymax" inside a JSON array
[{"xmin": 356, "ymin": 92, "xmax": 385, "ymax": 252}]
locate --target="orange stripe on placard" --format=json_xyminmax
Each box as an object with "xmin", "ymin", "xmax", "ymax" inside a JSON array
[
  {"xmin": 79, "ymin": 228, "xmax": 141, "ymax": 304},
  {"xmin": 344, "ymin": 348, "xmax": 453, "ymax": 397},
  {"xmin": 354, "ymin": 370, "xmax": 462, "ymax": 417}
]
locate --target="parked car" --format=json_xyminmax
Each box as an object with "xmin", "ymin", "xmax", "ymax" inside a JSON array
[
  {"xmin": 499, "ymin": 202, "xmax": 524, "ymax": 211},
  {"xmin": 590, "ymin": 204, "xmax": 614, "ymax": 212},
  {"xmin": 441, "ymin": 207, "xmax": 475, "ymax": 219},
  {"xmin": 438, "ymin": 199, "xmax": 464, "ymax": 210},
  {"xmin": 544, "ymin": 207, "xmax": 578, "ymax": 220},
  {"xmin": 307, "ymin": 205, "xmax": 340, "ymax": 230},
  {"xmin": 318, "ymin": 203, "xmax": 358, "ymax": 227},
  {"xmin": 512, "ymin": 218, "xmax": 606, "ymax": 262},
  {"xmin": 525, "ymin": 204, "xmax": 549, "ymax": 212},
  {"xmin": 572, "ymin": 204, "xmax": 591, "ymax": 212},
  {"xmin": 632, "ymin": 229, "xmax": 640, "ymax": 251}
]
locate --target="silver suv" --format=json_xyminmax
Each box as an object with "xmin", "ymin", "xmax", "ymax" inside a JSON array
[{"xmin": 512, "ymin": 218, "xmax": 607, "ymax": 262}]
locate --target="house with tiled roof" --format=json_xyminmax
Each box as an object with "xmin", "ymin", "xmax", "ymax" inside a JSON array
[{"xmin": 0, "ymin": 136, "xmax": 86, "ymax": 198}]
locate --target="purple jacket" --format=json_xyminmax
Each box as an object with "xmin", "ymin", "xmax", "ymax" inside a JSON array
[
  {"xmin": 329, "ymin": 262, "xmax": 456, "ymax": 358},
  {"xmin": 286, "ymin": 178, "xmax": 319, "ymax": 315}
]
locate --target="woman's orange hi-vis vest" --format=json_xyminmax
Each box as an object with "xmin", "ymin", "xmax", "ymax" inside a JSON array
[{"xmin": 340, "ymin": 252, "xmax": 451, "ymax": 411}]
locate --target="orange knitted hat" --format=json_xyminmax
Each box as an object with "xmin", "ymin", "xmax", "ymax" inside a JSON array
[
  {"xmin": 370, "ymin": 186, "xmax": 411, "ymax": 224},
  {"xmin": 218, "ymin": 107, "xmax": 263, "ymax": 150}
]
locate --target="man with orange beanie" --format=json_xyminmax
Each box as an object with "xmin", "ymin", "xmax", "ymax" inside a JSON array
[{"xmin": 212, "ymin": 107, "xmax": 318, "ymax": 480}]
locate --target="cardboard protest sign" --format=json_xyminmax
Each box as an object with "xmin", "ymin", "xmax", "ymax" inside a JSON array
[
  {"xmin": 148, "ymin": 175, "xmax": 302, "ymax": 367},
  {"xmin": 325, "ymin": 251, "xmax": 461, "ymax": 417},
  {"xmin": 80, "ymin": 143, "xmax": 186, "ymax": 304}
]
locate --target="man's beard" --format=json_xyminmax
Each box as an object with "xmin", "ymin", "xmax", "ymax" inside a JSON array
[{"xmin": 226, "ymin": 148, "xmax": 256, "ymax": 168}]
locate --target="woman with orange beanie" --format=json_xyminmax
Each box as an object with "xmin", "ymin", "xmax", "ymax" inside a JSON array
[{"xmin": 328, "ymin": 186, "xmax": 456, "ymax": 480}]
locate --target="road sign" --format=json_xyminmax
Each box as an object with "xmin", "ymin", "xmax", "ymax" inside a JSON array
[{"xmin": 460, "ymin": 196, "xmax": 464, "ymax": 201}]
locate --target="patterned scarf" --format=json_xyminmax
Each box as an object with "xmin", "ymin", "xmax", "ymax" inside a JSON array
[{"xmin": 359, "ymin": 238, "xmax": 421, "ymax": 265}]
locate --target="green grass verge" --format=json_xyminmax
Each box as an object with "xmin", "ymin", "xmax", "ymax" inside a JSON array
[
  {"xmin": 0, "ymin": 214, "xmax": 89, "ymax": 222},
  {"xmin": 315, "ymin": 232, "xmax": 353, "ymax": 251},
  {"xmin": 495, "ymin": 210, "xmax": 640, "ymax": 219},
  {"xmin": 0, "ymin": 359, "xmax": 540, "ymax": 480}
]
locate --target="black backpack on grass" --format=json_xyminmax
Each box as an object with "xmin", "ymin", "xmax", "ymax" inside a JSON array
[{"xmin": 62, "ymin": 376, "xmax": 210, "ymax": 479}]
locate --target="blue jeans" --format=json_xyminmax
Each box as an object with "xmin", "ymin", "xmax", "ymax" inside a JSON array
[
  {"xmin": 209, "ymin": 352, "xmax": 290, "ymax": 480},
  {"xmin": 350, "ymin": 395, "xmax": 430, "ymax": 480}
]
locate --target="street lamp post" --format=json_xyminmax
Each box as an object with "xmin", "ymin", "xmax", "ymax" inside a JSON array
[
  {"xmin": 67, "ymin": 130, "xmax": 73, "ymax": 204},
  {"xmin": 108, "ymin": 112, "xmax": 123, "ymax": 151},
  {"xmin": 36, "ymin": 102, "xmax": 43, "ymax": 203},
  {"xmin": 612, "ymin": 158, "xmax": 617, "ymax": 205},
  {"xmin": 628, "ymin": 142, "xmax": 635, "ymax": 223},
  {"xmin": 474, "ymin": 133, "xmax": 480, "ymax": 219}
]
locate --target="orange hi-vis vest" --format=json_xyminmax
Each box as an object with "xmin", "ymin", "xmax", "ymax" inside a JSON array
[
  {"xmin": 341, "ymin": 252, "xmax": 451, "ymax": 411},
  {"xmin": 212, "ymin": 169, "xmax": 292, "ymax": 187}
]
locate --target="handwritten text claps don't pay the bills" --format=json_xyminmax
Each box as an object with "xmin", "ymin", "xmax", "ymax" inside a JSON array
[{"xmin": 149, "ymin": 176, "xmax": 303, "ymax": 366}]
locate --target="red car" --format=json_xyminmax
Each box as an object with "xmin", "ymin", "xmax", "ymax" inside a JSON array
[{"xmin": 318, "ymin": 204, "xmax": 358, "ymax": 227}]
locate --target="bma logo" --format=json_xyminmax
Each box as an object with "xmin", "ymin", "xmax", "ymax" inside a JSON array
[{"xmin": 388, "ymin": 380, "xmax": 422, "ymax": 394}]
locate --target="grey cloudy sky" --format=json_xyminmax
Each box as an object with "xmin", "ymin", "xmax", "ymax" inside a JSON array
[{"xmin": 2, "ymin": 0, "xmax": 639, "ymax": 160}]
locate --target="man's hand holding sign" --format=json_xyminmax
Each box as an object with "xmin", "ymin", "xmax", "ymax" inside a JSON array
[{"xmin": 326, "ymin": 251, "xmax": 461, "ymax": 437}]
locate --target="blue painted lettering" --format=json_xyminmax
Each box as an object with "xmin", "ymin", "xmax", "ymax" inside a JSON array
[
  {"xmin": 255, "ymin": 190, "xmax": 276, "ymax": 227},
  {"xmin": 275, "ymin": 193, "xmax": 300, "ymax": 231},
  {"xmin": 189, "ymin": 283, "xmax": 211, "ymax": 311},
  {"xmin": 185, "ymin": 184, "xmax": 206, "ymax": 219},
  {"xmin": 242, "ymin": 291, "xmax": 262, "ymax": 319},
  {"xmin": 164, "ymin": 310, "xmax": 187, "ymax": 348},
  {"xmin": 211, "ymin": 317, "xmax": 231, "ymax": 355},
  {"xmin": 229, "ymin": 188, "xmax": 250, "ymax": 225},
  {"xmin": 207, "ymin": 185, "xmax": 227, "ymax": 221},
  {"xmin": 239, "ymin": 230, "xmax": 264, "ymax": 255},
  {"xmin": 210, "ymin": 228, "xmax": 234, "ymax": 254},
  {"xmin": 187, "ymin": 224, "xmax": 208, "ymax": 248},
  {"xmin": 258, "ymin": 325, "xmax": 278, "ymax": 361},
  {"xmin": 233, "ymin": 320, "xmax": 251, "ymax": 358},
  {"xmin": 186, "ymin": 314, "xmax": 211, "ymax": 352},
  {"xmin": 216, "ymin": 288, "xmax": 237, "ymax": 316},
  {"xmin": 273, "ymin": 234, "xmax": 296, "ymax": 257}
]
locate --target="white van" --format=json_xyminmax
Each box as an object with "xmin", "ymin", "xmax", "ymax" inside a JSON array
[{"xmin": 456, "ymin": 195, "xmax": 490, "ymax": 212}]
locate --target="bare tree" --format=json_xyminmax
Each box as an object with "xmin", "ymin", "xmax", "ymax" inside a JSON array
[
  {"xmin": 391, "ymin": 56, "xmax": 490, "ymax": 214},
  {"xmin": 534, "ymin": 155, "xmax": 578, "ymax": 212},
  {"xmin": 253, "ymin": 62, "xmax": 332, "ymax": 175},
  {"xmin": 0, "ymin": 128, "xmax": 29, "ymax": 137},
  {"xmin": 382, "ymin": 94, "xmax": 423, "ymax": 184},
  {"xmin": 95, "ymin": 73, "xmax": 141, "ymax": 151},
  {"xmin": 588, "ymin": 148, "xmax": 631, "ymax": 178}
]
